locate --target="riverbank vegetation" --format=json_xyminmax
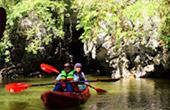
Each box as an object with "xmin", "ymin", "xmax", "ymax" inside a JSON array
[
  {"xmin": 74, "ymin": 0, "xmax": 170, "ymax": 47},
  {"xmin": 0, "ymin": 0, "xmax": 169, "ymax": 78}
]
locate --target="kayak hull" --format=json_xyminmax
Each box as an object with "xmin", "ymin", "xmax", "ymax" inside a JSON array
[{"xmin": 41, "ymin": 86, "xmax": 91, "ymax": 109}]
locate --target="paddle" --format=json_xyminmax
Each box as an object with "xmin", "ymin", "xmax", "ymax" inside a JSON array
[
  {"xmin": 86, "ymin": 84, "xmax": 106, "ymax": 92},
  {"xmin": 5, "ymin": 83, "xmax": 54, "ymax": 93},
  {"xmin": 40, "ymin": 63, "xmax": 59, "ymax": 73},
  {"xmin": 5, "ymin": 79, "xmax": 119, "ymax": 93},
  {"xmin": 40, "ymin": 63, "xmax": 119, "ymax": 93}
]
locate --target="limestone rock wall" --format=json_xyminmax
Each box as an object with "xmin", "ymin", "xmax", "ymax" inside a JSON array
[{"xmin": 83, "ymin": 1, "xmax": 170, "ymax": 78}]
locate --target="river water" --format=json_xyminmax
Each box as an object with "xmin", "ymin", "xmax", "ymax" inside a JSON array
[{"xmin": 0, "ymin": 75, "xmax": 170, "ymax": 110}]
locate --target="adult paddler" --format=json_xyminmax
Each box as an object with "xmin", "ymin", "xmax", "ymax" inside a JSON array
[{"xmin": 53, "ymin": 62, "xmax": 80, "ymax": 92}]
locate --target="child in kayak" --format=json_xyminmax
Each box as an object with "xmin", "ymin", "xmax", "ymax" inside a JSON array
[{"xmin": 74, "ymin": 63, "xmax": 88, "ymax": 91}]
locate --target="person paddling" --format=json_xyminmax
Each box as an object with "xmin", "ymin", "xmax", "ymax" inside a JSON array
[
  {"xmin": 74, "ymin": 63, "xmax": 88, "ymax": 91},
  {"xmin": 53, "ymin": 62, "xmax": 79, "ymax": 92}
]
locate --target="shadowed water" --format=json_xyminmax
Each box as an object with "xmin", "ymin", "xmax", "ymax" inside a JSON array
[{"xmin": 0, "ymin": 76, "xmax": 170, "ymax": 110}]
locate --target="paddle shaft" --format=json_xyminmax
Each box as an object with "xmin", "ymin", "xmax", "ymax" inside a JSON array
[
  {"xmin": 30, "ymin": 79, "xmax": 119, "ymax": 87},
  {"xmin": 86, "ymin": 84, "xmax": 95, "ymax": 89},
  {"xmin": 30, "ymin": 81, "xmax": 95, "ymax": 87},
  {"xmin": 30, "ymin": 81, "xmax": 107, "ymax": 93},
  {"xmin": 31, "ymin": 83, "xmax": 54, "ymax": 87}
]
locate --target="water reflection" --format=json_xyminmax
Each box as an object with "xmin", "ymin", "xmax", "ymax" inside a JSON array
[
  {"xmin": 1, "ymin": 77, "xmax": 170, "ymax": 110},
  {"xmin": 121, "ymin": 78, "xmax": 170, "ymax": 110},
  {"xmin": 86, "ymin": 78, "xmax": 170, "ymax": 110},
  {"xmin": 9, "ymin": 102, "xmax": 28, "ymax": 110}
]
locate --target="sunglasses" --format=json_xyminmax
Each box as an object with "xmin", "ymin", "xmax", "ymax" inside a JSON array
[{"xmin": 64, "ymin": 66, "xmax": 70, "ymax": 69}]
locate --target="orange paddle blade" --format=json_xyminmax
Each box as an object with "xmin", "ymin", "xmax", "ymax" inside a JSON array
[
  {"xmin": 87, "ymin": 84, "xmax": 107, "ymax": 93},
  {"xmin": 95, "ymin": 88, "xmax": 107, "ymax": 92},
  {"xmin": 5, "ymin": 83, "xmax": 32, "ymax": 93},
  {"xmin": 40, "ymin": 63, "xmax": 59, "ymax": 73}
]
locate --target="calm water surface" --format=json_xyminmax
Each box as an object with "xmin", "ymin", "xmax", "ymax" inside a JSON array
[{"xmin": 0, "ymin": 75, "xmax": 170, "ymax": 110}]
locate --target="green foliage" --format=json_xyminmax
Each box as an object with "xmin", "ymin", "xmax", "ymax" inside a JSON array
[
  {"xmin": 0, "ymin": 0, "xmax": 169, "ymax": 64},
  {"xmin": 0, "ymin": 32, "xmax": 13, "ymax": 63},
  {"xmin": 6, "ymin": 0, "xmax": 67, "ymax": 54},
  {"xmin": 74, "ymin": 0, "xmax": 169, "ymax": 49},
  {"xmin": 123, "ymin": 0, "xmax": 159, "ymax": 23},
  {"xmin": 0, "ymin": 0, "xmax": 17, "ymax": 63},
  {"xmin": 159, "ymin": 0, "xmax": 170, "ymax": 46},
  {"xmin": 0, "ymin": 0, "xmax": 69, "ymax": 63}
]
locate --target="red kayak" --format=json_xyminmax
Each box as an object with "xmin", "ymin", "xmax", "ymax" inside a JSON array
[{"xmin": 41, "ymin": 86, "xmax": 91, "ymax": 109}]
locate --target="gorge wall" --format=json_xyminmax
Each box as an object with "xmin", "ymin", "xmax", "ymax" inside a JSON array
[{"xmin": 0, "ymin": 0, "xmax": 170, "ymax": 79}]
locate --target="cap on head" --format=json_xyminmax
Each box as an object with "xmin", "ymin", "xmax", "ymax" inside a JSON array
[{"xmin": 74, "ymin": 63, "xmax": 82, "ymax": 69}]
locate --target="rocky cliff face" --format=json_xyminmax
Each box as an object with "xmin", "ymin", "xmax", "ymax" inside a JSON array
[
  {"xmin": 81, "ymin": 0, "xmax": 170, "ymax": 78},
  {"xmin": 0, "ymin": 0, "xmax": 170, "ymax": 79}
]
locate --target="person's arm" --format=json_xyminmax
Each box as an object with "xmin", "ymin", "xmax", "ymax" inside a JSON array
[
  {"xmin": 81, "ymin": 72, "xmax": 86, "ymax": 80},
  {"xmin": 81, "ymin": 72, "xmax": 88, "ymax": 84},
  {"xmin": 54, "ymin": 74, "xmax": 61, "ymax": 84},
  {"xmin": 73, "ymin": 74, "xmax": 79, "ymax": 81},
  {"xmin": 56, "ymin": 74, "xmax": 61, "ymax": 80}
]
